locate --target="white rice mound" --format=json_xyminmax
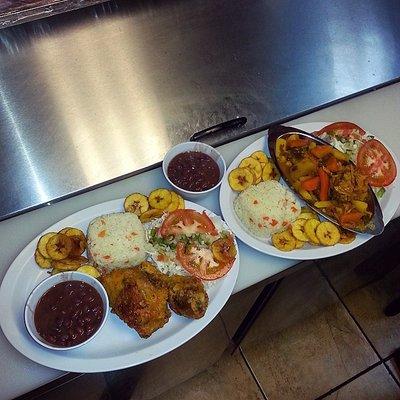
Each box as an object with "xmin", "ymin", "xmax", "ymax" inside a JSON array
[
  {"xmin": 234, "ymin": 180, "xmax": 301, "ymax": 238},
  {"xmin": 87, "ymin": 212, "xmax": 146, "ymax": 271}
]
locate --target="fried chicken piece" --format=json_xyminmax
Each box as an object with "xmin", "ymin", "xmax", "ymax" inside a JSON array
[
  {"xmin": 138, "ymin": 262, "xmax": 208, "ymax": 319},
  {"xmin": 100, "ymin": 267, "xmax": 170, "ymax": 338},
  {"xmin": 167, "ymin": 275, "xmax": 209, "ymax": 319}
]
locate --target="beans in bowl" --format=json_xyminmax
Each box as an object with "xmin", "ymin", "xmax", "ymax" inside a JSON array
[
  {"xmin": 167, "ymin": 151, "xmax": 220, "ymax": 192},
  {"xmin": 34, "ymin": 280, "xmax": 104, "ymax": 347}
]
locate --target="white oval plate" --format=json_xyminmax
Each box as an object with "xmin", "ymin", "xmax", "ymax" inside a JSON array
[
  {"xmin": 219, "ymin": 122, "xmax": 400, "ymax": 260},
  {"xmin": 0, "ymin": 199, "xmax": 239, "ymax": 372}
]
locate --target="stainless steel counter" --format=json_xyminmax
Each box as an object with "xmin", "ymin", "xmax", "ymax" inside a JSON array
[
  {"xmin": 1, "ymin": 0, "xmax": 399, "ymax": 221},
  {"xmin": 0, "ymin": 0, "xmax": 106, "ymax": 28}
]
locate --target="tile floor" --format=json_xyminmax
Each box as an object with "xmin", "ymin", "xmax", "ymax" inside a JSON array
[
  {"xmin": 157, "ymin": 219, "xmax": 400, "ymax": 400},
  {"xmin": 29, "ymin": 221, "xmax": 400, "ymax": 400}
]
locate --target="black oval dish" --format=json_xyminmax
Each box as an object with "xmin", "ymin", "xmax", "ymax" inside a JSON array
[{"xmin": 267, "ymin": 124, "xmax": 384, "ymax": 236}]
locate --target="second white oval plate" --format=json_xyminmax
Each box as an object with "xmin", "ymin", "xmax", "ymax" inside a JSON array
[{"xmin": 219, "ymin": 122, "xmax": 400, "ymax": 260}]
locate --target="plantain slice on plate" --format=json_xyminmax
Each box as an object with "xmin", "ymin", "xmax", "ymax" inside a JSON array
[
  {"xmin": 316, "ymin": 222, "xmax": 340, "ymax": 246},
  {"xmin": 167, "ymin": 191, "xmax": 181, "ymax": 212},
  {"xmin": 61, "ymin": 227, "xmax": 85, "ymax": 238},
  {"xmin": 261, "ymin": 162, "xmax": 274, "ymax": 182},
  {"xmin": 238, "ymin": 157, "xmax": 262, "ymax": 179},
  {"xmin": 251, "ymin": 150, "xmax": 268, "ymax": 165},
  {"xmin": 148, "ymin": 189, "xmax": 172, "ymax": 210},
  {"xmin": 68, "ymin": 235, "xmax": 87, "ymax": 257},
  {"xmin": 304, "ymin": 219, "xmax": 320, "ymax": 245},
  {"xmin": 291, "ymin": 219, "xmax": 309, "ymax": 242},
  {"xmin": 298, "ymin": 212, "xmax": 319, "ymax": 221},
  {"xmin": 228, "ymin": 168, "xmax": 254, "ymax": 191},
  {"xmin": 77, "ymin": 265, "xmax": 101, "ymax": 278},
  {"xmin": 51, "ymin": 268, "xmax": 62, "ymax": 275},
  {"xmin": 140, "ymin": 208, "xmax": 165, "ymax": 223},
  {"xmin": 34, "ymin": 249, "xmax": 52, "ymax": 269},
  {"xmin": 58, "ymin": 227, "xmax": 74, "ymax": 235},
  {"xmin": 51, "ymin": 256, "xmax": 89, "ymax": 271},
  {"xmin": 339, "ymin": 228, "xmax": 356, "ymax": 244},
  {"xmin": 124, "ymin": 193, "xmax": 149, "ymax": 216},
  {"xmin": 177, "ymin": 193, "xmax": 185, "ymax": 209},
  {"xmin": 46, "ymin": 233, "xmax": 73, "ymax": 260},
  {"xmin": 295, "ymin": 239, "xmax": 305, "ymax": 249},
  {"xmin": 37, "ymin": 232, "xmax": 57, "ymax": 259},
  {"xmin": 272, "ymin": 230, "xmax": 296, "ymax": 251}
]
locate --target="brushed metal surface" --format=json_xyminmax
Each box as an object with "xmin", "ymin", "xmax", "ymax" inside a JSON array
[
  {"xmin": 0, "ymin": 0, "xmax": 106, "ymax": 28},
  {"xmin": 0, "ymin": 0, "xmax": 399, "ymax": 221}
]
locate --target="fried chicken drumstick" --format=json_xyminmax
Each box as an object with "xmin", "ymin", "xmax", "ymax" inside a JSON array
[{"xmin": 100, "ymin": 262, "xmax": 209, "ymax": 338}]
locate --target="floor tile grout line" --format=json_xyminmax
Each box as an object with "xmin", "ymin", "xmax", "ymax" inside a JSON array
[
  {"xmin": 239, "ymin": 346, "xmax": 269, "ymax": 400},
  {"xmin": 315, "ymin": 261, "xmax": 385, "ymax": 363},
  {"xmin": 315, "ymin": 361, "xmax": 383, "ymax": 399},
  {"xmin": 382, "ymin": 350, "xmax": 400, "ymax": 388},
  {"xmin": 382, "ymin": 361, "xmax": 400, "ymax": 388}
]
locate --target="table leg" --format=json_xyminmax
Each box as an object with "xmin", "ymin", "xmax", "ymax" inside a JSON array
[{"xmin": 230, "ymin": 278, "xmax": 283, "ymax": 353}]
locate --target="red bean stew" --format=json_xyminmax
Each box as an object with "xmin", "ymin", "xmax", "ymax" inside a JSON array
[
  {"xmin": 34, "ymin": 281, "xmax": 103, "ymax": 347},
  {"xmin": 167, "ymin": 151, "xmax": 220, "ymax": 192}
]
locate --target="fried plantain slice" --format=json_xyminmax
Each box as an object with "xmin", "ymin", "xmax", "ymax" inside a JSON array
[
  {"xmin": 37, "ymin": 232, "xmax": 57, "ymax": 258},
  {"xmin": 58, "ymin": 227, "xmax": 74, "ymax": 235},
  {"xmin": 46, "ymin": 233, "xmax": 73, "ymax": 260},
  {"xmin": 177, "ymin": 193, "xmax": 185, "ymax": 209},
  {"xmin": 51, "ymin": 256, "xmax": 88, "ymax": 271},
  {"xmin": 211, "ymin": 236, "xmax": 237, "ymax": 263},
  {"xmin": 34, "ymin": 249, "xmax": 52, "ymax": 269},
  {"xmin": 68, "ymin": 235, "xmax": 87, "ymax": 257},
  {"xmin": 304, "ymin": 219, "xmax": 321, "ymax": 245},
  {"xmin": 295, "ymin": 239, "xmax": 305, "ymax": 249},
  {"xmin": 124, "ymin": 193, "xmax": 149, "ymax": 216},
  {"xmin": 261, "ymin": 162, "xmax": 274, "ymax": 182},
  {"xmin": 291, "ymin": 219, "xmax": 309, "ymax": 242},
  {"xmin": 51, "ymin": 268, "xmax": 62, "ymax": 275},
  {"xmin": 228, "ymin": 167, "xmax": 254, "ymax": 191},
  {"xmin": 148, "ymin": 189, "xmax": 172, "ymax": 210},
  {"xmin": 251, "ymin": 150, "xmax": 268, "ymax": 165},
  {"xmin": 61, "ymin": 227, "xmax": 85, "ymax": 238},
  {"xmin": 339, "ymin": 228, "xmax": 356, "ymax": 244},
  {"xmin": 167, "ymin": 191, "xmax": 181, "ymax": 212},
  {"xmin": 316, "ymin": 222, "xmax": 340, "ymax": 246},
  {"xmin": 272, "ymin": 230, "xmax": 296, "ymax": 251},
  {"xmin": 239, "ymin": 157, "xmax": 262, "ymax": 179},
  {"xmin": 298, "ymin": 212, "xmax": 319, "ymax": 221},
  {"xmin": 139, "ymin": 208, "xmax": 165, "ymax": 223},
  {"xmin": 77, "ymin": 265, "xmax": 101, "ymax": 278}
]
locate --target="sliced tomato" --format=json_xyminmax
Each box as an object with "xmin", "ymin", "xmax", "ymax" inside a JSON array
[
  {"xmin": 176, "ymin": 241, "xmax": 234, "ymax": 281},
  {"xmin": 159, "ymin": 209, "xmax": 218, "ymax": 237},
  {"xmin": 316, "ymin": 122, "xmax": 366, "ymax": 141},
  {"xmin": 357, "ymin": 139, "xmax": 397, "ymax": 187}
]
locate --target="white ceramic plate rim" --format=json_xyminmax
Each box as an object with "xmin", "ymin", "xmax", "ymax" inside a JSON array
[
  {"xmin": 0, "ymin": 199, "xmax": 239, "ymax": 372},
  {"xmin": 219, "ymin": 121, "xmax": 400, "ymax": 260}
]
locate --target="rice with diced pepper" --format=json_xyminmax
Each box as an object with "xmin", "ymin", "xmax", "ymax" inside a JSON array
[
  {"xmin": 234, "ymin": 180, "xmax": 301, "ymax": 238},
  {"xmin": 87, "ymin": 212, "xmax": 146, "ymax": 272}
]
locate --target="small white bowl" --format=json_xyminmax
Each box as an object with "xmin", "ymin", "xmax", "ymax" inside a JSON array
[
  {"xmin": 162, "ymin": 142, "xmax": 226, "ymax": 200},
  {"xmin": 24, "ymin": 272, "xmax": 109, "ymax": 351}
]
